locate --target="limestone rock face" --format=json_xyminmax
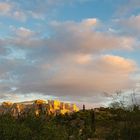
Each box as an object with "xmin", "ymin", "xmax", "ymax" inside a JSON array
[{"xmin": 0, "ymin": 99, "xmax": 79, "ymax": 117}]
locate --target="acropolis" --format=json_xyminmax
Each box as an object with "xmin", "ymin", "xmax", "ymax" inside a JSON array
[{"xmin": 0, "ymin": 99, "xmax": 79, "ymax": 118}]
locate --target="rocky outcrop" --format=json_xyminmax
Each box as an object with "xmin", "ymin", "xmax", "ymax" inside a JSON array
[{"xmin": 0, "ymin": 99, "xmax": 79, "ymax": 118}]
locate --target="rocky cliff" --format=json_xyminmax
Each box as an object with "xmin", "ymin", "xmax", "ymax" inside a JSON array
[{"xmin": 0, "ymin": 99, "xmax": 79, "ymax": 118}]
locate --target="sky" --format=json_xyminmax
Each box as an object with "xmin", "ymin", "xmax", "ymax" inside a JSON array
[{"xmin": 0, "ymin": 0, "xmax": 140, "ymax": 107}]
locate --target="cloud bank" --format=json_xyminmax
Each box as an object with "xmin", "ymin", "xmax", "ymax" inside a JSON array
[{"xmin": 0, "ymin": 18, "xmax": 138, "ymax": 105}]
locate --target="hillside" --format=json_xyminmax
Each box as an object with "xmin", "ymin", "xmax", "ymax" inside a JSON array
[{"xmin": 0, "ymin": 104, "xmax": 139, "ymax": 140}]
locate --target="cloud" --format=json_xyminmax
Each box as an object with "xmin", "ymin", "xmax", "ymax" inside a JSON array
[
  {"xmin": 42, "ymin": 55, "xmax": 136, "ymax": 96},
  {"xmin": 0, "ymin": 2, "xmax": 11, "ymax": 14},
  {"xmin": 5, "ymin": 51, "xmax": 136, "ymax": 101},
  {"xmin": 0, "ymin": 18, "xmax": 138, "ymax": 104},
  {"xmin": 81, "ymin": 18, "xmax": 99, "ymax": 27},
  {"xmin": 100, "ymin": 55, "xmax": 136, "ymax": 73},
  {"xmin": 0, "ymin": 0, "xmax": 93, "ymax": 22},
  {"xmin": 12, "ymin": 11, "xmax": 27, "ymax": 21},
  {"xmin": 15, "ymin": 27, "xmax": 36, "ymax": 38},
  {"xmin": 47, "ymin": 20, "xmax": 135, "ymax": 54},
  {"xmin": 117, "ymin": 0, "xmax": 140, "ymax": 16},
  {"xmin": 0, "ymin": 1, "xmax": 27, "ymax": 21},
  {"xmin": 118, "ymin": 15, "xmax": 140, "ymax": 34},
  {"xmin": 75, "ymin": 54, "xmax": 92, "ymax": 64}
]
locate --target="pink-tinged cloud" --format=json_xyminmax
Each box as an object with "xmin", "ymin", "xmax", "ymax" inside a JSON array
[
  {"xmin": 48, "ymin": 20, "xmax": 135, "ymax": 54},
  {"xmin": 0, "ymin": 19, "xmax": 138, "ymax": 105},
  {"xmin": 0, "ymin": 2, "xmax": 26, "ymax": 21},
  {"xmin": 75, "ymin": 54, "xmax": 92, "ymax": 64},
  {"xmin": 100, "ymin": 55, "xmax": 136, "ymax": 73},
  {"xmin": 0, "ymin": 2, "xmax": 11, "ymax": 14},
  {"xmin": 15, "ymin": 27, "xmax": 36, "ymax": 38},
  {"xmin": 119, "ymin": 15, "xmax": 140, "ymax": 31},
  {"xmin": 42, "ymin": 54, "xmax": 137, "ymax": 97}
]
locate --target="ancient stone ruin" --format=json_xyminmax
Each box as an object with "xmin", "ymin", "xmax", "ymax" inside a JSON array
[{"xmin": 0, "ymin": 99, "xmax": 79, "ymax": 118}]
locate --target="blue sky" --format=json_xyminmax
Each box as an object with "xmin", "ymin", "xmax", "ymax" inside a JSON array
[{"xmin": 0, "ymin": 0, "xmax": 140, "ymax": 107}]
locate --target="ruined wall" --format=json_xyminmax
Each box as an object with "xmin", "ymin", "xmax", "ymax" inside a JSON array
[{"xmin": 0, "ymin": 100, "xmax": 79, "ymax": 117}]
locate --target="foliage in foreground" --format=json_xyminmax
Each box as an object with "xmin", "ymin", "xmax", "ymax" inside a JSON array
[{"xmin": 0, "ymin": 106, "xmax": 140, "ymax": 140}]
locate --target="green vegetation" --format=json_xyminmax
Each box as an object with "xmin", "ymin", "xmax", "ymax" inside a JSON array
[{"xmin": 0, "ymin": 105, "xmax": 140, "ymax": 140}]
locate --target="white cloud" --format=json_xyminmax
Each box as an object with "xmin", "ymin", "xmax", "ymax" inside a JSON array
[
  {"xmin": 81, "ymin": 18, "xmax": 98, "ymax": 27},
  {"xmin": 15, "ymin": 27, "xmax": 35, "ymax": 38}
]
